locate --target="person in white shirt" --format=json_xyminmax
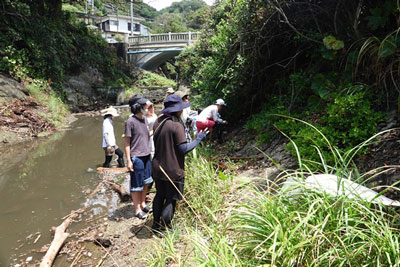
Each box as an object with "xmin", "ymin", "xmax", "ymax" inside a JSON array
[
  {"xmin": 196, "ymin": 99, "xmax": 228, "ymax": 143},
  {"xmin": 144, "ymin": 100, "xmax": 158, "ymax": 158},
  {"xmin": 101, "ymin": 107, "xmax": 125, "ymax": 168}
]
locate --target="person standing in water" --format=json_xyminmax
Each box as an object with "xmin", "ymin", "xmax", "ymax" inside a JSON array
[
  {"xmin": 124, "ymin": 95, "xmax": 153, "ymax": 219},
  {"xmin": 101, "ymin": 107, "xmax": 125, "ymax": 168},
  {"xmin": 151, "ymin": 94, "xmax": 207, "ymax": 231}
]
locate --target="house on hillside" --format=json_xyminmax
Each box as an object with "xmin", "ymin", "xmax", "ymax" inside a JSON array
[{"xmin": 97, "ymin": 14, "xmax": 149, "ymax": 43}]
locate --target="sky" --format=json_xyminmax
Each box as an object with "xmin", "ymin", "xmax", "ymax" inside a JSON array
[{"xmin": 143, "ymin": 0, "xmax": 215, "ymax": 11}]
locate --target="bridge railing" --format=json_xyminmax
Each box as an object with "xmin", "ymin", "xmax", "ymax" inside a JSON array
[{"xmin": 128, "ymin": 32, "xmax": 201, "ymax": 45}]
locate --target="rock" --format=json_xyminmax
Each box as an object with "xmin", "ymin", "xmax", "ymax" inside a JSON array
[
  {"xmin": 62, "ymin": 67, "xmax": 104, "ymax": 108},
  {"xmin": 87, "ymin": 168, "xmax": 94, "ymax": 173},
  {"xmin": 26, "ymin": 256, "xmax": 33, "ymax": 262},
  {"xmin": 0, "ymin": 74, "xmax": 28, "ymax": 102},
  {"xmin": 138, "ymin": 87, "xmax": 169, "ymax": 103}
]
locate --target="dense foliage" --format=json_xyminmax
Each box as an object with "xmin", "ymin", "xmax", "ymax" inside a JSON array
[
  {"xmin": 150, "ymin": 0, "xmax": 210, "ymax": 33},
  {"xmin": 0, "ymin": 0, "xmax": 131, "ymax": 91},
  {"xmin": 176, "ymin": 0, "xmax": 400, "ymax": 168}
]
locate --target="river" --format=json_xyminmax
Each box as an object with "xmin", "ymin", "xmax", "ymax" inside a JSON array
[{"xmin": 0, "ymin": 114, "xmax": 127, "ymax": 266}]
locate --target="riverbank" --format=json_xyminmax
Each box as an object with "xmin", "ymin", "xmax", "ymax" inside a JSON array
[{"xmin": 10, "ymin": 118, "xmax": 400, "ymax": 266}]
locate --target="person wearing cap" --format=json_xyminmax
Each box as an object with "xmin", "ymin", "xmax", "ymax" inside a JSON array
[
  {"xmin": 175, "ymin": 92, "xmax": 193, "ymax": 142},
  {"xmin": 151, "ymin": 94, "xmax": 208, "ymax": 231},
  {"xmin": 166, "ymin": 87, "xmax": 175, "ymax": 96},
  {"xmin": 124, "ymin": 95, "xmax": 153, "ymax": 219},
  {"xmin": 196, "ymin": 98, "xmax": 228, "ymax": 143},
  {"xmin": 101, "ymin": 107, "xmax": 125, "ymax": 168}
]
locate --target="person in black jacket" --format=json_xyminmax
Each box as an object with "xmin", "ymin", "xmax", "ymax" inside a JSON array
[{"xmin": 151, "ymin": 94, "xmax": 207, "ymax": 231}]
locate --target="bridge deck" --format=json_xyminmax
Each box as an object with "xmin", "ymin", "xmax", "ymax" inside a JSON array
[{"xmin": 128, "ymin": 32, "xmax": 201, "ymax": 46}]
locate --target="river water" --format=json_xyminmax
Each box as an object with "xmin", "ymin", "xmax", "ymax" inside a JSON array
[{"xmin": 0, "ymin": 115, "xmax": 127, "ymax": 266}]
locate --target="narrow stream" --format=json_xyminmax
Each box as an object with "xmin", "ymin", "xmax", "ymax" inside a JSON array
[{"xmin": 0, "ymin": 114, "xmax": 127, "ymax": 265}]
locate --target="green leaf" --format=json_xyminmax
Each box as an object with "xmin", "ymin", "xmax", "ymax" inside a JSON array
[
  {"xmin": 323, "ymin": 35, "xmax": 344, "ymax": 51},
  {"xmin": 378, "ymin": 35, "xmax": 397, "ymax": 58},
  {"xmin": 218, "ymin": 171, "xmax": 228, "ymax": 181}
]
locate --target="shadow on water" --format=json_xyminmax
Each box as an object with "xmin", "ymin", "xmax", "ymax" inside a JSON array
[{"xmin": 0, "ymin": 114, "xmax": 128, "ymax": 265}]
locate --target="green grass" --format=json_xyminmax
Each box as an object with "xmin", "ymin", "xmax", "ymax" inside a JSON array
[
  {"xmin": 145, "ymin": 130, "xmax": 400, "ymax": 266},
  {"xmin": 136, "ymin": 71, "xmax": 176, "ymax": 88},
  {"xmin": 26, "ymin": 79, "xmax": 69, "ymax": 127}
]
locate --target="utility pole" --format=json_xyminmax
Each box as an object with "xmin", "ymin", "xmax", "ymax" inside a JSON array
[{"xmin": 130, "ymin": 0, "xmax": 134, "ymax": 36}]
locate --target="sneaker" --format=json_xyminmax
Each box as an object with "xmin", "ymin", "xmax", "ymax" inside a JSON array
[
  {"xmin": 142, "ymin": 205, "xmax": 152, "ymax": 213},
  {"xmin": 135, "ymin": 211, "xmax": 147, "ymax": 220}
]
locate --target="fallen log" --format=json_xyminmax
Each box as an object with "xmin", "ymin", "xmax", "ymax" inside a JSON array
[
  {"xmin": 40, "ymin": 180, "xmax": 106, "ymax": 267},
  {"xmin": 106, "ymin": 181, "xmax": 130, "ymax": 202},
  {"xmin": 39, "ymin": 211, "xmax": 81, "ymax": 267}
]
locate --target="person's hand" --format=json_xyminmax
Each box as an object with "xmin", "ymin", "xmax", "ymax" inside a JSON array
[
  {"xmin": 127, "ymin": 161, "xmax": 134, "ymax": 172},
  {"xmin": 223, "ymin": 120, "xmax": 228, "ymax": 125},
  {"xmin": 197, "ymin": 128, "xmax": 209, "ymax": 141}
]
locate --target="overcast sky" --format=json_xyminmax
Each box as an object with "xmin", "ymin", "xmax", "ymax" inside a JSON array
[{"xmin": 143, "ymin": 0, "xmax": 215, "ymax": 11}]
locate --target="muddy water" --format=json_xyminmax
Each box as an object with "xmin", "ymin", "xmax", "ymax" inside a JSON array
[{"xmin": 0, "ymin": 114, "xmax": 128, "ymax": 266}]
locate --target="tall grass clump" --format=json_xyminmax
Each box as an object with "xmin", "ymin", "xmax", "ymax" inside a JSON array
[
  {"xmin": 235, "ymin": 186, "xmax": 400, "ymax": 266},
  {"xmin": 146, "ymin": 126, "xmax": 400, "ymax": 266},
  {"xmin": 234, "ymin": 122, "xmax": 400, "ymax": 266}
]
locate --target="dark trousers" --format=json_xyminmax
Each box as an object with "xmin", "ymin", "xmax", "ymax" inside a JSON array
[
  {"xmin": 214, "ymin": 121, "xmax": 225, "ymax": 143},
  {"xmin": 152, "ymin": 178, "xmax": 183, "ymax": 229}
]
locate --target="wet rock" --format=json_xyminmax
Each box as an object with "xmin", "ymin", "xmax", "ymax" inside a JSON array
[{"xmin": 95, "ymin": 238, "xmax": 112, "ymax": 248}]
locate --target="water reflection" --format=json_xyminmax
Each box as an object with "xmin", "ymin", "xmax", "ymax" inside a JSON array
[{"xmin": 0, "ymin": 115, "xmax": 127, "ymax": 265}]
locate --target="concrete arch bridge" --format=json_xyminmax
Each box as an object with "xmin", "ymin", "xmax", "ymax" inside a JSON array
[{"xmin": 127, "ymin": 32, "xmax": 201, "ymax": 70}]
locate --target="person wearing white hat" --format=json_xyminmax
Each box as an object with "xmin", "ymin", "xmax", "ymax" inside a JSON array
[
  {"xmin": 101, "ymin": 107, "xmax": 125, "ymax": 168},
  {"xmin": 196, "ymin": 98, "xmax": 228, "ymax": 143},
  {"xmin": 166, "ymin": 87, "xmax": 175, "ymax": 96}
]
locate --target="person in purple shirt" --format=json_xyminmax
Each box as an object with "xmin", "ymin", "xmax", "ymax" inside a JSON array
[{"xmin": 124, "ymin": 95, "xmax": 153, "ymax": 219}]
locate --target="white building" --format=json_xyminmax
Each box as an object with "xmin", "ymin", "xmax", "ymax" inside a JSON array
[{"xmin": 97, "ymin": 14, "xmax": 149, "ymax": 43}]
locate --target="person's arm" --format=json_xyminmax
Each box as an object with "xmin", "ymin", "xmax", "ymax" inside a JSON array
[
  {"xmin": 211, "ymin": 107, "xmax": 218, "ymax": 121},
  {"xmin": 177, "ymin": 131, "xmax": 207, "ymax": 154},
  {"xmin": 104, "ymin": 132, "xmax": 111, "ymax": 147},
  {"xmin": 124, "ymin": 136, "xmax": 133, "ymax": 171}
]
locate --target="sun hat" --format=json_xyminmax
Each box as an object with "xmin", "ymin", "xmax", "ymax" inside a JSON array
[
  {"xmin": 128, "ymin": 94, "xmax": 148, "ymax": 107},
  {"xmin": 161, "ymin": 94, "xmax": 190, "ymax": 114},
  {"xmin": 166, "ymin": 87, "xmax": 175, "ymax": 94},
  {"xmin": 101, "ymin": 107, "xmax": 119, "ymax": 117},
  {"xmin": 215, "ymin": 99, "xmax": 227, "ymax": 106},
  {"xmin": 174, "ymin": 91, "xmax": 185, "ymax": 98}
]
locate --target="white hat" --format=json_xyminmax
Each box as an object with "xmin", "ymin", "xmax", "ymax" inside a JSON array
[
  {"xmin": 166, "ymin": 87, "xmax": 175, "ymax": 94},
  {"xmin": 215, "ymin": 99, "xmax": 226, "ymax": 106},
  {"xmin": 101, "ymin": 107, "xmax": 119, "ymax": 117}
]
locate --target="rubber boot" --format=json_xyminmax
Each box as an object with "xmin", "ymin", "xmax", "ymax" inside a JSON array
[
  {"xmin": 115, "ymin": 148, "xmax": 125, "ymax": 167},
  {"xmin": 117, "ymin": 157, "xmax": 125, "ymax": 167},
  {"xmin": 103, "ymin": 156, "xmax": 112, "ymax": 168}
]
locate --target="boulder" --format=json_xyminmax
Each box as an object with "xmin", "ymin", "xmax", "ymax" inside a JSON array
[{"xmin": 0, "ymin": 74, "xmax": 28, "ymax": 102}]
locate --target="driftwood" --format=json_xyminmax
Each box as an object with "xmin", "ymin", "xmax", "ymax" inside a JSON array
[
  {"xmin": 106, "ymin": 181, "xmax": 131, "ymax": 202},
  {"xmin": 39, "ymin": 210, "xmax": 82, "ymax": 267},
  {"xmin": 40, "ymin": 180, "xmax": 106, "ymax": 267}
]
